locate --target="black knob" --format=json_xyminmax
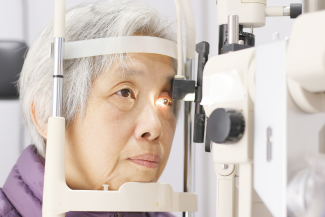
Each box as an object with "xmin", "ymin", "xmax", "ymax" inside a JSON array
[
  {"xmin": 207, "ymin": 108, "xmax": 245, "ymax": 144},
  {"xmin": 290, "ymin": 3, "xmax": 302, "ymax": 19}
]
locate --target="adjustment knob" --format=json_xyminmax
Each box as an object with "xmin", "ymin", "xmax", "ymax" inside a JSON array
[
  {"xmin": 207, "ymin": 108, "xmax": 245, "ymax": 144},
  {"xmin": 290, "ymin": 3, "xmax": 302, "ymax": 19}
]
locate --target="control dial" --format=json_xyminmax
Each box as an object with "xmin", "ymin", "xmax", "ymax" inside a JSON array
[{"xmin": 207, "ymin": 108, "xmax": 245, "ymax": 144}]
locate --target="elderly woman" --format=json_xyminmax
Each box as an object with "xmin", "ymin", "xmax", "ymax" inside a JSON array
[{"xmin": 0, "ymin": 1, "xmax": 179, "ymax": 216}]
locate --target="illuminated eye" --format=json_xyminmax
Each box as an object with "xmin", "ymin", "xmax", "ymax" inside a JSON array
[
  {"xmin": 156, "ymin": 98, "xmax": 172, "ymax": 106},
  {"xmin": 116, "ymin": 89, "xmax": 132, "ymax": 98}
]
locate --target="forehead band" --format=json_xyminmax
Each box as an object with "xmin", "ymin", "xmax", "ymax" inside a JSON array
[{"xmin": 50, "ymin": 36, "xmax": 177, "ymax": 60}]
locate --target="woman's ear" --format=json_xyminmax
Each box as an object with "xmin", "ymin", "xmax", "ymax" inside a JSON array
[{"xmin": 30, "ymin": 102, "xmax": 47, "ymax": 139}]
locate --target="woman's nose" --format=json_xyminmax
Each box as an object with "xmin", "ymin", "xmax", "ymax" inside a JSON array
[{"xmin": 134, "ymin": 104, "xmax": 163, "ymax": 141}]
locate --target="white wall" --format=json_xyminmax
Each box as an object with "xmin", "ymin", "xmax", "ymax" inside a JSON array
[
  {"xmin": 0, "ymin": 0, "xmax": 302, "ymax": 216},
  {"xmin": 0, "ymin": 1, "xmax": 24, "ymax": 41}
]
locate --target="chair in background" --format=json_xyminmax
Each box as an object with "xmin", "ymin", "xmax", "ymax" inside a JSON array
[{"xmin": 0, "ymin": 41, "xmax": 28, "ymax": 99}]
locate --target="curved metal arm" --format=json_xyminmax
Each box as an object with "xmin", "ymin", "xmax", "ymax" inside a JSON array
[
  {"xmin": 174, "ymin": 0, "xmax": 184, "ymax": 77},
  {"xmin": 180, "ymin": 0, "xmax": 196, "ymax": 59}
]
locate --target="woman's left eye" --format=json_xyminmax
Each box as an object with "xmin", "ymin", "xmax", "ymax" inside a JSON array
[
  {"xmin": 156, "ymin": 98, "xmax": 172, "ymax": 106},
  {"xmin": 116, "ymin": 89, "xmax": 135, "ymax": 98}
]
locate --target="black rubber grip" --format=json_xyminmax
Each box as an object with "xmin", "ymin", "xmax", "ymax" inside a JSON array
[
  {"xmin": 193, "ymin": 114, "xmax": 206, "ymax": 143},
  {"xmin": 290, "ymin": 3, "xmax": 302, "ymax": 19},
  {"xmin": 205, "ymin": 135, "xmax": 212, "ymax": 153}
]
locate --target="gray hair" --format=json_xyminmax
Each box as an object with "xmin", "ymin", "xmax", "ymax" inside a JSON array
[{"xmin": 18, "ymin": 0, "xmax": 177, "ymax": 158}]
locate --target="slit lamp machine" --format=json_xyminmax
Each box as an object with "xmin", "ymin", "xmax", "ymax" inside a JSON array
[{"xmin": 44, "ymin": 0, "xmax": 325, "ymax": 217}]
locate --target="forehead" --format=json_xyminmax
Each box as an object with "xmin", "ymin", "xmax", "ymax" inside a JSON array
[
  {"xmin": 125, "ymin": 53, "xmax": 175, "ymax": 78},
  {"xmin": 95, "ymin": 53, "xmax": 175, "ymax": 87}
]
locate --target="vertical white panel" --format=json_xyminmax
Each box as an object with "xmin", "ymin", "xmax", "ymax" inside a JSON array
[{"xmin": 254, "ymin": 40, "xmax": 287, "ymax": 217}]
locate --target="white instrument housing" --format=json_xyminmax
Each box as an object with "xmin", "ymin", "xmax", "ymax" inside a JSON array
[
  {"xmin": 202, "ymin": 48, "xmax": 272, "ymax": 217},
  {"xmin": 217, "ymin": 0, "xmax": 267, "ymax": 28},
  {"xmin": 217, "ymin": 0, "xmax": 294, "ymax": 28}
]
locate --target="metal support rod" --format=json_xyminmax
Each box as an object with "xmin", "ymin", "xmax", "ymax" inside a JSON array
[
  {"xmin": 183, "ymin": 58, "xmax": 195, "ymax": 217},
  {"xmin": 228, "ymin": 14, "xmax": 239, "ymax": 44},
  {"xmin": 52, "ymin": 37, "xmax": 65, "ymax": 117},
  {"xmin": 183, "ymin": 101, "xmax": 193, "ymax": 217},
  {"xmin": 283, "ymin": 6, "xmax": 290, "ymax": 16}
]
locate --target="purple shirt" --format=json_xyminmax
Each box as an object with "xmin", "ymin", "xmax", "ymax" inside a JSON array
[{"xmin": 0, "ymin": 146, "xmax": 174, "ymax": 217}]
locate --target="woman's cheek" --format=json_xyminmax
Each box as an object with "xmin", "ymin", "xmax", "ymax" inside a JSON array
[
  {"xmin": 165, "ymin": 111, "xmax": 177, "ymax": 131},
  {"xmin": 161, "ymin": 118, "xmax": 176, "ymax": 151},
  {"xmin": 95, "ymin": 97, "xmax": 135, "ymax": 143},
  {"xmin": 157, "ymin": 104, "xmax": 176, "ymax": 121},
  {"xmin": 107, "ymin": 94, "xmax": 135, "ymax": 111}
]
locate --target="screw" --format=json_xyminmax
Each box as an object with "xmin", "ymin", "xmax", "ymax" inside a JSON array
[
  {"xmin": 102, "ymin": 184, "xmax": 110, "ymax": 191},
  {"xmin": 221, "ymin": 164, "xmax": 229, "ymax": 170}
]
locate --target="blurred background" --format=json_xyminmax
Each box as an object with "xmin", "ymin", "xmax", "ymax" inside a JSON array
[{"xmin": 0, "ymin": 0, "xmax": 305, "ymax": 216}]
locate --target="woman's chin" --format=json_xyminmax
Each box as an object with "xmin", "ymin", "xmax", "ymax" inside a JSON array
[
  {"xmin": 128, "ymin": 171, "xmax": 157, "ymax": 183},
  {"xmin": 108, "ymin": 177, "xmax": 156, "ymax": 191}
]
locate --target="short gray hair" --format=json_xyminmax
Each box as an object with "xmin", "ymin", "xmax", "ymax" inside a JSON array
[{"xmin": 18, "ymin": 0, "xmax": 177, "ymax": 158}]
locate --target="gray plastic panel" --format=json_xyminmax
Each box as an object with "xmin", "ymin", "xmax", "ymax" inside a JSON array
[{"xmin": 0, "ymin": 41, "xmax": 28, "ymax": 99}]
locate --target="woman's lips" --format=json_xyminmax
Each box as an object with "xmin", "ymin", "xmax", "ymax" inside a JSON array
[{"xmin": 128, "ymin": 154, "xmax": 161, "ymax": 169}]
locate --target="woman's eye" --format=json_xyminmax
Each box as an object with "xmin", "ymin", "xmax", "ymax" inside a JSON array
[
  {"xmin": 156, "ymin": 98, "xmax": 172, "ymax": 106},
  {"xmin": 116, "ymin": 89, "xmax": 134, "ymax": 98}
]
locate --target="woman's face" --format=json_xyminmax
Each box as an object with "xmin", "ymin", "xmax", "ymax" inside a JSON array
[{"xmin": 64, "ymin": 53, "xmax": 177, "ymax": 190}]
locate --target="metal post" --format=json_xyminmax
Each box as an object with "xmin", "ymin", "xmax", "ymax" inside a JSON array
[
  {"xmin": 228, "ymin": 15, "xmax": 239, "ymax": 44},
  {"xmin": 52, "ymin": 37, "xmax": 64, "ymax": 117},
  {"xmin": 283, "ymin": 6, "xmax": 290, "ymax": 16},
  {"xmin": 304, "ymin": 0, "xmax": 325, "ymax": 13},
  {"xmin": 183, "ymin": 58, "xmax": 195, "ymax": 217}
]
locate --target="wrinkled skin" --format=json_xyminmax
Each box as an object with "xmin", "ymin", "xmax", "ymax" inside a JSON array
[{"xmin": 58, "ymin": 53, "xmax": 176, "ymax": 190}]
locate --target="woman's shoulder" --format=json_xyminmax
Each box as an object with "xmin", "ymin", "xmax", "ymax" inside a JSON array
[{"xmin": 0, "ymin": 189, "xmax": 20, "ymax": 217}]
